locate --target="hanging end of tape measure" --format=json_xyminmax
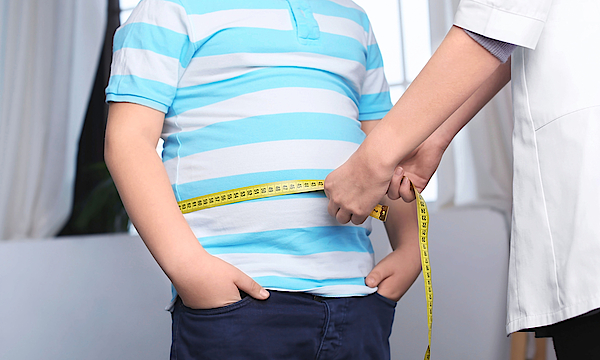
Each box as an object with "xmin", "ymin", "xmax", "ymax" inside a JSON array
[{"xmin": 371, "ymin": 204, "xmax": 389, "ymax": 222}]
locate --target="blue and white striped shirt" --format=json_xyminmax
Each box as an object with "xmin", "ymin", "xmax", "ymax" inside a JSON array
[{"xmin": 106, "ymin": 0, "xmax": 392, "ymax": 297}]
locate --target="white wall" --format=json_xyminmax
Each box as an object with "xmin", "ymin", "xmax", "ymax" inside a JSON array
[
  {"xmin": 0, "ymin": 234, "xmax": 172, "ymax": 360},
  {"xmin": 0, "ymin": 208, "xmax": 517, "ymax": 360},
  {"xmin": 372, "ymin": 207, "xmax": 511, "ymax": 360}
]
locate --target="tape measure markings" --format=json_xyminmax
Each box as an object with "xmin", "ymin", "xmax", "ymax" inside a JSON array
[
  {"xmin": 177, "ymin": 179, "xmax": 432, "ymax": 358},
  {"xmin": 414, "ymin": 185, "xmax": 432, "ymax": 360},
  {"xmin": 178, "ymin": 180, "xmax": 388, "ymax": 221}
]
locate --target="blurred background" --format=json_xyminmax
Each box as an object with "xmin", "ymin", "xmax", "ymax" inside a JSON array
[{"xmin": 0, "ymin": 0, "xmax": 552, "ymax": 359}]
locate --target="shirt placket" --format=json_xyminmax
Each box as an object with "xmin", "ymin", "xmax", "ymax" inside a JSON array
[{"xmin": 286, "ymin": 0, "xmax": 320, "ymax": 43}]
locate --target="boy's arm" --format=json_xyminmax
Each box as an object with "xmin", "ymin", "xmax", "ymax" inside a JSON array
[
  {"xmin": 325, "ymin": 26, "xmax": 502, "ymax": 225},
  {"xmin": 104, "ymin": 102, "xmax": 269, "ymax": 309},
  {"xmin": 360, "ymin": 121, "xmax": 421, "ymax": 301}
]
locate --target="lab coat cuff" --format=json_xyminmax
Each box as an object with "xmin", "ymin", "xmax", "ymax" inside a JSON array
[{"xmin": 454, "ymin": 0, "xmax": 545, "ymax": 49}]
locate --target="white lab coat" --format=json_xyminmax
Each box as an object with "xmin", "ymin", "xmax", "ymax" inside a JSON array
[{"xmin": 455, "ymin": 0, "xmax": 600, "ymax": 334}]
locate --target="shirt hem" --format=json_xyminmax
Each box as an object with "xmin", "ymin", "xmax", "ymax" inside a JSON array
[
  {"xmin": 506, "ymin": 297, "xmax": 600, "ymax": 334},
  {"xmin": 359, "ymin": 110, "xmax": 389, "ymax": 121},
  {"xmin": 165, "ymin": 286, "xmax": 378, "ymax": 312},
  {"xmin": 106, "ymin": 93, "xmax": 169, "ymax": 114}
]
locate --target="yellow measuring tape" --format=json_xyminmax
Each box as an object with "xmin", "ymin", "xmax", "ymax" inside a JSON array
[
  {"xmin": 177, "ymin": 179, "xmax": 432, "ymax": 358},
  {"xmin": 177, "ymin": 179, "xmax": 389, "ymax": 221},
  {"xmin": 414, "ymin": 185, "xmax": 432, "ymax": 360}
]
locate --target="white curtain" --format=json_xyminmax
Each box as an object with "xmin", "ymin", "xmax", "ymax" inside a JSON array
[
  {"xmin": 428, "ymin": 0, "xmax": 514, "ymax": 220},
  {"xmin": 0, "ymin": 0, "xmax": 106, "ymax": 240}
]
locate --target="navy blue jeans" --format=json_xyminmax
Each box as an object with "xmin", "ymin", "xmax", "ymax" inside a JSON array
[{"xmin": 170, "ymin": 290, "xmax": 396, "ymax": 360}]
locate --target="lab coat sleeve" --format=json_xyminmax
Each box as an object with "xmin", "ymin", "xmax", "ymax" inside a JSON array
[{"xmin": 454, "ymin": 0, "xmax": 554, "ymax": 49}]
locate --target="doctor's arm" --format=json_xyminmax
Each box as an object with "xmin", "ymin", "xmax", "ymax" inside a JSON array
[
  {"xmin": 324, "ymin": 26, "xmax": 504, "ymax": 224},
  {"xmin": 389, "ymin": 58, "xmax": 512, "ymax": 202}
]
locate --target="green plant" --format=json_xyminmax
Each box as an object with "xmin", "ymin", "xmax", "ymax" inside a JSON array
[{"xmin": 61, "ymin": 161, "xmax": 129, "ymax": 234}]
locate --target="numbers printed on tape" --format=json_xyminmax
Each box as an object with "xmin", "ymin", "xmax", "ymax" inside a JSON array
[
  {"xmin": 177, "ymin": 180, "xmax": 389, "ymax": 221},
  {"xmin": 414, "ymin": 185, "xmax": 433, "ymax": 360}
]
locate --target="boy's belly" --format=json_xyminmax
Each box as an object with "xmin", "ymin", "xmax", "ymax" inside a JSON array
[{"xmin": 184, "ymin": 193, "xmax": 376, "ymax": 297}]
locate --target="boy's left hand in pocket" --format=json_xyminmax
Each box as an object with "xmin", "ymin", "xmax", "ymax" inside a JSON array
[{"xmin": 365, "ymin": 248, "xmax": 421, "ymax": 302}]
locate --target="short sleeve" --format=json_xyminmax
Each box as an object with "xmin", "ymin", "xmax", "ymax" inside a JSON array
[
  {"xmin": 358, "ymin": 24, "xmax": 393, "ymax": 121},
  {"xmin": 454, "ymin": 0, "xmax": 553, "ymax": 49},
  {"xmin": 105, "ymin": 0, "xmax": 196, "ymax": 113}
]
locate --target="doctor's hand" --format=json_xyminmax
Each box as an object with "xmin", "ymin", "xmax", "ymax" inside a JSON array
[
  {"xmin": 171, "ymin": 252, "xmax": 270, "ymax": 310},
  {"xmin": 324, "ymin": 148, "xmax": 395, "ymax": 225},
  {"xmin": 387, "ymin": 136, "xmax": 446, "ymax": 203}
]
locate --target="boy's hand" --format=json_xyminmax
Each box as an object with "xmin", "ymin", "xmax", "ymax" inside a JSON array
[
  {"xmin": 172, "ymin": 253, "xmax": 270, "ymax": 309},
  {"xmin": 366, "ymin": 248, "xmax": 421, "ymax": 302}
]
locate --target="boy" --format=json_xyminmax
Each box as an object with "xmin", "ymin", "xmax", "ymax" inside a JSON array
[{"xmin": 105, "ymin": 0, "xmax": 422, "ymax": 358}]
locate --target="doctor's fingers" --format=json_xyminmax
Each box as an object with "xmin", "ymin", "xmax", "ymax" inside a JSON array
[
  {"xmin": 387, "ymin": 166, "xmax": 404, "ymax": 201},
  {"xmin": 327, "ymin": 198, "xmax": 368, "ymax": 224},
  {"xmin": 399, "ymin": 177, "xmax": 416, "ymax": 202},
  {"xmin": 336, "ymin": 208, "xmax": 352, "ymax": 224},
  {"xmin": 328, "ymin": 200, "xmax": 350, "ymax": 224},
  {"xmin": 350, "ymin": 213, "xmax": 368, "ymax": 225}
]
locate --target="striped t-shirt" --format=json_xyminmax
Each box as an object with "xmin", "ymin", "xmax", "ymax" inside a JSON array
[{"xmin": 106, "ymin": 0, "xmax": 393, "ymax": 297}]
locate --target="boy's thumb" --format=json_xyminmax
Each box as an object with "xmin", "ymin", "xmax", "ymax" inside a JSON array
[
  {"xmin": 236, "ymin": 276, "xmax": 270, "ymax": 300},
  {"xmin": 365, "ymin": 267, "xmax": 385, "ymax": 288},
  {"xmin": 366, "ymin": 258, "xmax": 396, "ymax": 288}
]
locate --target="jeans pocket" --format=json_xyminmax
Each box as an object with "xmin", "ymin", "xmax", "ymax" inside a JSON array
[
  {"xmin": 178, "ymin": 295, "xmax": 254, "ymax": 316},
  {"xmin": 373, "ymin": 292, "xmax": 398, "ymax": 308}
]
